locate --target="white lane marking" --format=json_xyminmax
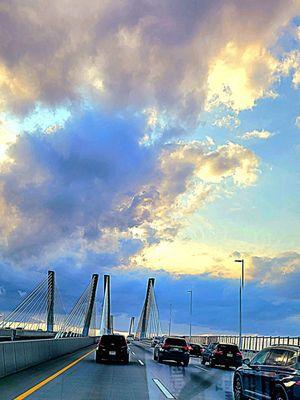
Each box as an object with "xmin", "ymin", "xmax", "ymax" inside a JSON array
[
  {"xmin": 138, "ymin": 359, "xmax": 144, "ymax": 366},
  {"xmin": 153, "ymin": 378, "xmax": 175, "ymax": 399},
  {"xmin": 131, "ymin": 351, "xmax": 136, "ymax": 355},
  {"xmin": 194, "ymin": 365, "xmax": 210, "ymax": 372}
]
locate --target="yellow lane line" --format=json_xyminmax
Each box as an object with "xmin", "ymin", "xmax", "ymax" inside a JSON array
[{"xmin": 15, "ymin": 348, "xmax": 96, "ymax": 400}]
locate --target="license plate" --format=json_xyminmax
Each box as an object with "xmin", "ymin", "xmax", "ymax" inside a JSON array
[
  {"xmin": 109, "ymin": 351, "xmax": 116, "ymax": 355},
  {"xmin": 227, "ymin": 353, "xmax": 233, "ymax": 357}
]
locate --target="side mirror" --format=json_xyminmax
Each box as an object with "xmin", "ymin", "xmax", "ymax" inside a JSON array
[{"xmin": 243, "ymin": 358, "xmax": 250, "ymax": 366}]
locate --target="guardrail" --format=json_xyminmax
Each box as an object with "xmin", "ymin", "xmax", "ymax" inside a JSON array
[
  {"xmin": 0, "ymin": 336, "xmax": 97, "ymax": 378},
  {"xmin": 189, "ymin": 335, "xmax": 300, "ymax": 352}
]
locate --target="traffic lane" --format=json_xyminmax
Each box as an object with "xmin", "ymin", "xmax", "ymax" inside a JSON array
[
  {"xmin": 26, "ymin": 347, "xmax": 149, "ymax": 400},
  {"xmin": 131, "ymin": 343, "xmax": 234, "ymax": 400},
  {"xmin": 0, "ymin": 345, "xmax": 97, "ymax": 400}
]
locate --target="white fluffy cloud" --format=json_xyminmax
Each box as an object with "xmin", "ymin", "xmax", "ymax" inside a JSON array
[
  {"xmin": 241, "ymin": 129, "xmax": 274, "ymax": 140},
  {"xmin": 0, "ymin": 0, "xmax": 298, "ymax": 119}
]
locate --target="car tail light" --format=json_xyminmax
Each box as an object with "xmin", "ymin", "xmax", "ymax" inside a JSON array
[
  {"xmin": 214, "ymin": 350, "xmax": 223, "ymax": 356},
  {"xmin": 295, "ymin": 381, "xmax": 300, "ymax": 386},
  {"xmin": 236, "ymin": 352, "xmax": 243, "ymax": 357},
  {"xmin": 182, "ymin": 345, "xmax": 190, "ymax": 351},
  {"xmin": 162, "ymin": 344, "xmax": 170, "ymax": 349}
]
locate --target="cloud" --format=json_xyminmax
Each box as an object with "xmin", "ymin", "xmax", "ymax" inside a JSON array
[
  {"xmin": 213, "ymin": 114, "xmax": 240, "ymax": 130},
  {"xmin": 241, "ymin": 129, "xmax": 274, "ymax": 140},
  {"xmin": 0, "ymin": 111, "xmax": 259, "ymax": 265},
  {"xmin": 0, "ymin": 1, "xmax": 298, "ymax": 119},
  {"xmin": 296, "ymin": 116, "xmax": 300, "ymax": 128}
]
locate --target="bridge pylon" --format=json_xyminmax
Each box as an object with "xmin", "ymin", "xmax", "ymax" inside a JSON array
[
  {"xmin": 82, "ymin": 273, "xmax": 99, "ymax": 337},
  {"xmin": 136, "ymin": 278, "xmax": 162, "ymax": 339},
  {"xmin": 47, "ymin": 270, "xmax": 55, "ymax": 332},
  {"xmin": 128, "ymin": 316, "xmax": 135, "ymax": 336},
  {"xmin": 99, "ymin": 274, "xmax": 112, "ymax": 335}
]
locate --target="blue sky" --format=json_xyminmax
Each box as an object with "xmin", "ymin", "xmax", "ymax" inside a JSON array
[{"xmin": 0, "ymin": 0, "xmax": 299, "ymax": 336}]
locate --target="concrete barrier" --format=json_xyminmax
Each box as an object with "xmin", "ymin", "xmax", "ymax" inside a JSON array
[{"xmin": 0, "ymin": 337, "xmax": 97, "ymax": 378}]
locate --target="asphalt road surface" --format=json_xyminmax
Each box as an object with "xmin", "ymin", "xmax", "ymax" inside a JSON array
[{"xmin": 0, "ymin": 342, "xmax": 235, "ymax": 400}]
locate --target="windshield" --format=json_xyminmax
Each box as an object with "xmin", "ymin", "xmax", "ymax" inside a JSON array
[{"xmin": 100, "ymin": 336, "xmax": 126, "ymax": 347}]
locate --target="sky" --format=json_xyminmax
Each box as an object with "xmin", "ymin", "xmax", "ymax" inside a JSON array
[{"xmin": 0, "ymin": 0, "xmax": 300, "ymax": 336}]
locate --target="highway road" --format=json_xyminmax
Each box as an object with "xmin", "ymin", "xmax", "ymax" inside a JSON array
[{"xmin": 0, "ymin": 342, "xmax": 235, "ymax": 400}]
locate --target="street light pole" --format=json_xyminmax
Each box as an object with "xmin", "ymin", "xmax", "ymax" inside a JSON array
[
  {"xmin": 235, "ymin": 259, "xmax": 245, "ymax": 349},
  {"xmin": 188, "ymin": 290, "xmax": 193, "ymax": 343},
  {"xmin": 168, "ymin": 303, "xmax": 172, "ymax": 336}
]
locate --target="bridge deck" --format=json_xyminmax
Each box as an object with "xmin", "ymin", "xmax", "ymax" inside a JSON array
[{"xmin": 0, "ymin": 341, "xmax": 234, "ymax": 400}]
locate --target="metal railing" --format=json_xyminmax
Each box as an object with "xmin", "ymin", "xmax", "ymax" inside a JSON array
[{"xmin": 190, "ymin": 335, "xmax": 300, "ymax": 352}]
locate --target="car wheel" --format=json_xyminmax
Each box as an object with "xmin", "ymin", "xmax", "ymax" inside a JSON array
[
  {"xmin": 274, "ymin": 387, "xmax": 288, "ymax": 400},
  {"xmin": 96, "ymin": 356, "xmax": 103, "ymax": 364},
  {"xmin": 209, "ymin": 358, "xmax": 215, "ymax": 368},
  {"xmin": 183, "ymin": 360, "xmax": 189, "ymax": 367},
  {"xmin": 233, "ymin": 376, "xmax": 244, "ymax": 400},
  {"xmin": 201, "ymin": 357, "xmax": 206, "ymax": 365},
  {"xmin": 158, "ymin": 355, "xmax": 163, "ymax": 363}
]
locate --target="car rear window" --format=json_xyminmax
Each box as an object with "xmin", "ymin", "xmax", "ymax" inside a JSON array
[
  {"xmin": 100, "ymin": 335, "xmax": 126, "ymax": 346},
  {"xmin": 218, "ymin": 344, "xmax": 239, "ymax": 352},
  {"xmin": 165, "ymin": 338, "xmax": 187, "ymax": 346}
]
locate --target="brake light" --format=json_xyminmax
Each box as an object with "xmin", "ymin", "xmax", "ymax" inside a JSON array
[
  {"xmin": 214, "ymin": 350, "xmax": 223, "ymax": 356},
  {"xmin": 236, "ymin": 352, "xmax": 243, "ymax": 357},
  {"xmin": 162, "ymin": 344, "xmax": 170, "ymax": 349},
  {"xmin": 182, "ymin": 345, "xmax": 190, "ymax": 351},
  {"xmin": 295, "ymin": 381, "xmax": 300, "ymax": 386}
]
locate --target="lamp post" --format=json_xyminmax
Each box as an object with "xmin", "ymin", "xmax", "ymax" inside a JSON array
[
  {"xmin": 188, "ymin": 290, "xmax": 193, "ymax": 343},
  {"xmin": 235, "ymin": 259, "xmax": 245, "ymax": 349},
  {"xmin": 168, "ymin": 303, "xmax": 172, "ymax": 336}
]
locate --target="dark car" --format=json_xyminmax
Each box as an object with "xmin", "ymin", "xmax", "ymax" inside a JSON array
[
  {"xmin": 189, "ymin": 343, "xmax": 204, "ymax": 357},
  {"xmin": 202, "ymin": 342, "xmax": 243, "ymax": 368},
  {"xmin": 154, "ymin": 336, "xmax": 190, "ymax": 366},
  {"xmin": 233, "ymin": 345, "xmax": 300, "ymax": 400},
  {"xmin": 96, "ymin": 334, "xmax": 129, "ymax": 364}
]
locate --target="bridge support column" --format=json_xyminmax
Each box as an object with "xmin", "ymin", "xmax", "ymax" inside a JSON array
[
  {"xmin": 140, "ymin": 278, "xmax": 155, "ymax": 339},
  {"xmin": 47, "ymin": 271, "xmax": 55, "ymax": 332},
  {"xmin": 104, "ymin": 275, "xmax": 112, "ymax": 334},
  {"xmin": 129, "ymin": 316, "xmax": 135, "ymax": 336},
  {"xmin": 82, "ymin": 274, "xmax": 99, "ymax": 337}
]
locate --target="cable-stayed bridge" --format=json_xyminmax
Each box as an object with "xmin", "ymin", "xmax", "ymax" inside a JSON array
[
  {"xmin": 0, "ymin": 272, "xmax": 162, "ymax": 343},
  {"xmin": 1, "ymin": 272, "xmax": 299, "ymax": 400}
]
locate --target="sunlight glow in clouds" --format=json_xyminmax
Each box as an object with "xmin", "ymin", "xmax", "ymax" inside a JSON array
[{"xmin": 0, "ymin": 0, "xmax": 299, "ymax": 334}]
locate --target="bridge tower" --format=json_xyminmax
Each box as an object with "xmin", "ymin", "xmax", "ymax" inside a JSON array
[
  {"xmin": 100, "ymin": 274, "xmax": 112, "ymax": 335},
  {"xmin": 128, "ymin": 316, "xmax": 135, "ymax": 336},
  {"xmin": 82, "ymin": 274, "xmax": 99, "ymax": 337},
  {"xmin": 46, "ymin": 270, "xmax": 55, "ymax": 332},
  {"xmin": 136, "ymin": 278, "xmax": 162, "ymax": 339}
]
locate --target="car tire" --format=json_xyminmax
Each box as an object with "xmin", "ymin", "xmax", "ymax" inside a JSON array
[
  {"xmin": 209, "ymin": 358, "xmax": 215, "ymax": 368},
  {"xmin": 274, "ymin": 387, "xmax": 288, "ymax": 400},
  {"xmin": 183, "ymin": 360, "xmax": 189, "ymax": 367},
  {"xmin": 201, "ymin": 357, "xmax": 206, "ymax": 365},
  {"xmin": 153, "ymin": 352, "xmax": 157, "ymax": 361},
  {"xmin": 158, "ymin": 355, "xmax": 163, "ymax": 363},
  {"xmin": 233, "ymin": 376, "xmax": 245, "ymax": 400},
  {"xmin": 95, "ymin": 355, "xmax": 103, "ymax": 364},
  {"xmin": 123, "ymin": 356, "xmax": 129, "ymax": 365}
]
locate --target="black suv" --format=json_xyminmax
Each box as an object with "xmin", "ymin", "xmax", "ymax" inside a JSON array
[
  {"xmin": 202, "ymin": 342, "xmax": 243, "ymax": 368},
  {"xmin": 233, "ymin": 345, "xmax": 300, "ymax": 400},
  {"xmin": 96, "ymin": 334, "xmax": 129, "ymax": 364},
  {"xmin": 154, "ymin": 336, "xmax": 190, "ymax": 366}
]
